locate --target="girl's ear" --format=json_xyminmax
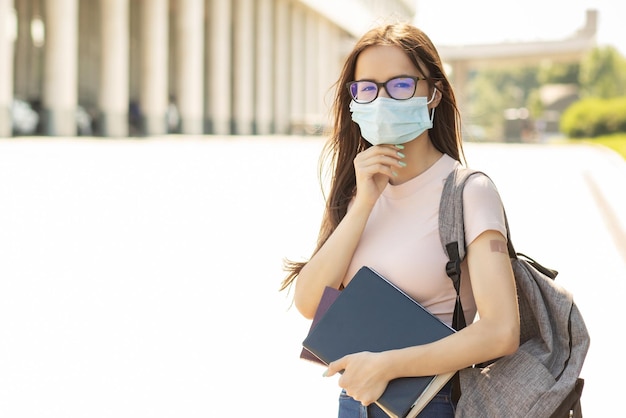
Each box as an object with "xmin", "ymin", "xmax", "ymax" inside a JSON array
[{"xmin": 429, "ymin": 81, "xmax": 444, "ymax": 109}]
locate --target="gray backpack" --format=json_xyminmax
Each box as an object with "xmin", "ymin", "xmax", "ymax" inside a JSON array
[{"xmin": 439, "ymin": 166, "xmax": 590, "ymax": 418}]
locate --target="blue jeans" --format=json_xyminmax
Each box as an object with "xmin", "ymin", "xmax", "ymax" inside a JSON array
[{"xmin": 337, "ymin": 382, "xmax": 456, "ymax": 418}]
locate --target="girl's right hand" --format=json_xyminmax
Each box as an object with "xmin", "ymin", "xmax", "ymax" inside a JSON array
[{"xmin": 353, "ymin": 144, "xmax": 405, "ymax": 207}]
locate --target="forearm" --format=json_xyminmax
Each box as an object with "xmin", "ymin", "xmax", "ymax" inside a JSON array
[
  {"xmin": 294, "ymin": 200, "xmax": 373, "ymax": 319},
  {"xmin": 384, "ymin": 316, "xmax": 519, "ymax": 379}
]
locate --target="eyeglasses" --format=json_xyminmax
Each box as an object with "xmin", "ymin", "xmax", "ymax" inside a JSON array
[{"xmin": 346, "ymin": 75, "xmax": 427, "ymax": 104}]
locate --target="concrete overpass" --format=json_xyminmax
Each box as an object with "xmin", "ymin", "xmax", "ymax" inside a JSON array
[{"xmin": 437, "ymin": 9, "xmax": 597, "ymax": 119}]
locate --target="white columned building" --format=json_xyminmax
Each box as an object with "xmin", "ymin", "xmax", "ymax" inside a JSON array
[
  {"xmin": 43, "ymin": 0, "xmax": 78, "ymax": 136},
  {"xmin": 99, "ymin": 0, "xmax": 129, "ymax": 137},
  {"xmin": 5, "ymin": 0, "xmax": 420, "ymax": 137}
]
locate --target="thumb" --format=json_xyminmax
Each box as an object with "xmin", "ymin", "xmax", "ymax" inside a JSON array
[{"xmin": 323, "ymin": 358, "xmax": 345, "ymax": 378}]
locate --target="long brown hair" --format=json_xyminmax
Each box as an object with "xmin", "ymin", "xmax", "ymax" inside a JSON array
[{"xmin": 279, "ymin": 23, "xmax": 465, "ymax": 292}]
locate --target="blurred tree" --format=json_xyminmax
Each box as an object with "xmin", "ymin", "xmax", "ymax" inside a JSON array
[
  {"xmin": 468, "ymin": 67, "xmax": 539, "ymax": 138},
  {"xmin": 537, "ymin": 61, "xmax": 579, "ymax": 85},
  {"xmin": 466, "ymin": 48, "xmax": 626, "ymax": 140},
  {"xmin": 579, "ymin": 46, "xmax": 626, "ymax": 98},
  {"xmin": 530, "ymin": 61, "xmax": 580, "ymax": 118},
  {"xmin": 466, "ymin": 71, "xmax": 505, "ymax": 138}
]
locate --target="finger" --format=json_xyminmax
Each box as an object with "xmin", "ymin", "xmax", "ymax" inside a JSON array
[
  {"xmin": 355, "ymin": 151, "xmax": 407, "ymax": 173},
  {"xmin": 355, "ymin": 160, "xmax": 400, "ymax": 181},
  {"xmin": 358, "ymin": 145, "xmax": 405, "ymax": 162},
  {"xmin": 360, "ymin": 155, "xmax": 406, "ymax": 171},
  {"xmin": 356, "ymin": 150, "xmax": 406, "ymax": 171}
]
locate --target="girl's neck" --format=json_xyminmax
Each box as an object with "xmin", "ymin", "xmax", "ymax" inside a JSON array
[{"xmin": 389, "ymin": 135, "xmax": 442, "ymax": 185}]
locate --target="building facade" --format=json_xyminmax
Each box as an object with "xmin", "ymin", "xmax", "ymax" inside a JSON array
[{"xmin": 0, "ymin": 0, "xmax": 415, "ymax": 137}]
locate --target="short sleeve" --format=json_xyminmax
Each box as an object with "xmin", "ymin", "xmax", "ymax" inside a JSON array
[{"xmin": 462, "ymin": 174, "xmax": 507, "ymax": 246}]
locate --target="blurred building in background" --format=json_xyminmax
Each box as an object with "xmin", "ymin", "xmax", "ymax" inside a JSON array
[
  {"xmin": 0, "ymin": 0, "xmax": 415, "ymax": 138},
  {"xmin": 0, "ymin": 1, "xmax": 596, "ymax": 139},
  {"xmin": 437, "ymin": 9, "xmax": 597, "ymax": 142}
]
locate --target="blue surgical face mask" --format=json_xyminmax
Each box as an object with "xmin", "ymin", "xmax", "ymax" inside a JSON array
[{"xmin": 349, "ymin": 89, "xmax": 437, "ymax": 146}]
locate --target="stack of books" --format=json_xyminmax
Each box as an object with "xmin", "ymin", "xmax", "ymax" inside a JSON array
[{"xmin": 301, "ymin": 266, "xmax": 456, "ymax": 418}]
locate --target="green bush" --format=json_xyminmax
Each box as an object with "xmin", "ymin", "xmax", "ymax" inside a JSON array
[{"xmin": 561, "ymin": 97, "xmax": 626, "ymax": 138}]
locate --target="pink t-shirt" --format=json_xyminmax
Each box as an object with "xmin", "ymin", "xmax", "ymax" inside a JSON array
[{"xmin": 342, "ymin": 154, "xmax": 506, "ymax": 326}]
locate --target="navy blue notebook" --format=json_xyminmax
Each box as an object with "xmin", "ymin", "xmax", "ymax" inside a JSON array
[{"xmin": 302, "ymin": 266, "xmax": 456, "ymax": 418}]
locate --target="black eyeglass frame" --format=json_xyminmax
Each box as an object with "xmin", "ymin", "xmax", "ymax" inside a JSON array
[{"xmin": 346, "ymin": 75, "xmax": 430, "ymax": 104}]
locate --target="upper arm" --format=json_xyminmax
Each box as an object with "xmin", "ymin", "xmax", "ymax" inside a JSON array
[
  {"xmin": 466, "ymin": 230, "xmax": 519, "ymax": 326},
  {"xmin": 463, "ymin": 174, "xmax": 507, "ymax": 245},
  {"xmin": 462, "ymin": 174, "xmax": 519, "ymax": 343}
]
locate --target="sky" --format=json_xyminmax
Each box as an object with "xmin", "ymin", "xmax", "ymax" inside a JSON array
[{"xmin": 413, "ymin": 0, "xmax": 626, "ymax": 57}]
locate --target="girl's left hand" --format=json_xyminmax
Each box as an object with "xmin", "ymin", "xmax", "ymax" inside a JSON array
[{"xmin": 324, "ymin": 351, "xmax": 390, "ymax": 406}]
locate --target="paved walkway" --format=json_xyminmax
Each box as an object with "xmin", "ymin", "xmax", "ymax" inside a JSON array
[{"xmin": 0, "ymin": 136, "xmax": 623, "ymax": 417}]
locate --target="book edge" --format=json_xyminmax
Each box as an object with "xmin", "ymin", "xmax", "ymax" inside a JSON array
[{"xmin": 404, "ymin": 371, "xmax": 456, "ymax": 418}]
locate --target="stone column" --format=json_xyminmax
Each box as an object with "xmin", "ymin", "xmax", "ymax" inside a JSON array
[
  {"xmin": 0, "ymin": 0, "xmax": 14, "ymax": 137},
  {"xmin": 207, "ymin": 0, "xmax": 231, "ymax": 135},
  {"xmin": 303, "ymin": 11, "xmax": 318, "ymax": 134},
  {"xmin": 139, "ymin": 0, "xmax": 168, "ymax": 136},
  {"xmin": 450, "ymin": 60, "xmax": 469, "ymax": 124},
  {"xmin": 43, "ymin": 0, "xmax": 78, "ymax": 136},
  {"xmin": 176, "ymin": 0, "xmax": 204, "ymax": 135},
  {"xmin": 233, "ymin": 0, "xmax": 254, "ymax": 135},
  {"xmin": 13, "ymin": 0, "xmax": 28, "ymax": 98},
  {"xmin": 273, "ymin": 0, "xmax": 290, "ymax": 135},
  {"xmin": 317, "ymin": 18, "xmax": 336, "ymax": 133},
  {"xmin": 255, "ymin": 0, "xmax": 272, "ymax": 135},
  {"xmin": 99, "ymin": 0, "xmax": 128, "ymax": 137},
  {"xmin": 289, "ymin": 3, "xmax": 305, "ymax": 134}
]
